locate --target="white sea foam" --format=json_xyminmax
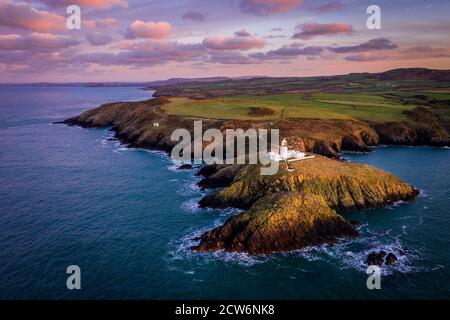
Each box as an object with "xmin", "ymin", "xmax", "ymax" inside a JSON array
[
  {"xmin": 168, "ymin": 208, "xmax": 423, "ymax": 275},
  {"xmin": 180, "ymin": 197, "xmax": 203, "ymax": 212},
  {"xmin": 402, "ymin": 225, "xmax": 408, "ymax": 234},
  {"xmin": 176, "ymin": 179, "xmax": 203, "ymax": 197},
  {"xmin": 168, "ymin": 219, "xmax": 266, "ymax": 267},
  {"xmin": 418, "ymin": 188, "xmax": 430, "ymax": 198}
]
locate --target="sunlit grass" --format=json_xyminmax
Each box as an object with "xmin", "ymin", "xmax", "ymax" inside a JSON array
[{"xmin": 162, "ymin": 93, "xmax": 420, "ymax": 122}]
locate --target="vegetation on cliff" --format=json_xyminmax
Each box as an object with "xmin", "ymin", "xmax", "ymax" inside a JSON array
[
  {"xmin": 199, "ymin": 156, "xmax": 419, "ymax": 212},
  {"xmin": 193, "ymin": 192, "xmax": 358, "ymax": 254},
  {"xmin": 195, "ymin": 157, "xmax": 418, "ymax": 254}
]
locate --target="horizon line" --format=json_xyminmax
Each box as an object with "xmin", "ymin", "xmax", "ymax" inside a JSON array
[{"xmin": 1, "ymin": 67, "xmax": 449, "ymax": 86}]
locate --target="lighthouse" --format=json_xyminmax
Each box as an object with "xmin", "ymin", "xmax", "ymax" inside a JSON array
[{"xmin": 280, "ymin": 139, "xmax": 288, "ymax": 159}]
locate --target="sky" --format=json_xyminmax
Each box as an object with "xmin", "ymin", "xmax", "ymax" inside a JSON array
[{"xmin": 0, "ymin": 0, "xmax": 449, "ymax": 83}]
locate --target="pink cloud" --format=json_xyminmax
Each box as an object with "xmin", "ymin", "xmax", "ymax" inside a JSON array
[
  {"xmin": 81, "ymin": 40, "xmax": 207, "ymax": 67},
  {"xmin": 397, "ymin": 46, "xmax": 450, "ymax": 60},
  {"xmin": 293, "ymin": 23, "xmax": 353, "ymax": 39},
  {"xmin": 314, "ymin": 2, "xmax": 342, "ymax": 13},
  {"xmin": 114, "ymin": 40, "xmax": 135, "ymax": 50},
  {"xmin": 38, "ymin": 0, "xmax": 129, "ymax": 8},
  {"xmin": 249, "ymin": 45, "xmax": 324, "ymax": 60},
  {"xmin": 344, "ymin": 52, "xmax": 387, "ymax": 62},
  {"xmin": 0, "ymin": 32, "xmax": 80, "ymax": 51},
  {"xmin": 0, "ymin": 1, "xmax": 65, "ymax": 32},
  {"xmin": 208, "ymin": 51, "xmax": 258, "ymax": 64},
  {"xmin": 330, "ymin": 38, "xmax": 397, "ymax": 53},
  {"xmin": 83, "ymin": 18, "xmax": 118, "ymax": 29},
  {"xmin": 203, "ymin": 35, "xmax": 265, "ymax": 50},
  {"xmin": 240, "ymin": 0, "xmax": 303, "ymax": 15},
  {"xmin": 126, "ymin": 20, "xmax": 172, "ymax": 39}
]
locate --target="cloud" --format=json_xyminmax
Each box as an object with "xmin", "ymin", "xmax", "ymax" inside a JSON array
[
  {"xmin": 203, "ymin": 35, "xmax": 265, "ymax": 50},
  {"xmin": 38, "ymin": 0, "xmax": 129, "ymax": 8},
  {"xmin": 240, "ymin": 0, "xmax": 303, "ymax": 16},
  {"xmin": 234, "ymin": 29, "xmax": 251, "ymax": 37},
  {"xmin": 313, "ymin": 2, "xmax": 342, "ymax": 13},
  {"xmin": 402, "ymin": 46, "xmax": 442, "ymax": 54},
  {"xmin": 86, "ymin": 33, "xmax": 114, "ymax": 46},
  {"xmin": 83, "ymin": 18, "xmax": 118, "ymax": 29},
  {"xmin": 126, "ymin": 20, "xmax": 172, "ymax": 39},
  {"xmin": 0, "ymin": 0, "xmax": 65, "ymax": 32},
  {"xmin": 0, "ymin": 32, "xmax": 80, "ymax": 51},
  {"xmin": 399, "ymin": 46, "xmax": 450, "ymax": 59},
  {"xmin": 208, "ymin": 51, "xmax": 258, "ymax": 64},
  {"xmin": 264, "ymin": 35, "xmax": 286, "ymax": 39},
  {"xmin": 0, "ymin": 48, "xmax": 82, "ymax": 75},
  {"xmin": 330, "ymin": 38, "xmax": 398, "ymax": 53},
  {"xmin": 293, "ymin": 23, "xmax": 352, "ymax": 39},
  {"xmin": 81, "ymin": 40, "xmax": 207, "ymax": 67},
  {"xmin": 344, "ymin": 53, "xmax": 386, "ymax": 62},
  {"xmin": 114, "ymin": 40, "xmax": 135, "ymax": 50},
  {"xmin": 181, "ymin": 11, "xmax": 206, "ymax": 22},
  {"xmin": 249, "ymin": 45, "xmax": 324, "ymax": 60}
]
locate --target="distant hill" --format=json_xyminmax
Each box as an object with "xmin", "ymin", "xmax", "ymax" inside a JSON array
[
  {"xmin": 373, "ymin": 68, "xmax": 450, "ymax": 81},
  {"xmin": 145, "ymin": 77, "xmax": 231, "ymax": 87},
  {"xmin": 147, "ymin": 68, "xmax": 450, "ymax": 90},
  {"xmin": 143, "ymin": 76, "xmax": 270, "ymax": 88}
]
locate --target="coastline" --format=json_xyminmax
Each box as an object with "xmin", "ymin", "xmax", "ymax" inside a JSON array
[{"xmin": 58, "ymin": 96, "xmax": 429, "ymax": 258}]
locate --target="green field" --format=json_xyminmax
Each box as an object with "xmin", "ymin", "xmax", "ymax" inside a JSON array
[{"xmin": 162, "ymin": 92, "xmax": 426, "ymax": 123}]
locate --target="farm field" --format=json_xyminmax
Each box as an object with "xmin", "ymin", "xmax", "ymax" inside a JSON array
[{"xmin": 162, "ymin": 92, "xmax": 426, "ymax": 122}]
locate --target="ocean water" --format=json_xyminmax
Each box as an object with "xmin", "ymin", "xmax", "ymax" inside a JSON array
[{"xmin": 0, "ymin": 86, "xmax": 449, "ymax": 299}]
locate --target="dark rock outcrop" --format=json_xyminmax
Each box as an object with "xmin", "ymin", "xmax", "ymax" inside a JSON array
[
  {"xmin": 197, "ymin": 164, "xmax": 243, "ymax": 189},
  {"xmin": 366, "ymin": 251, "xmax": 399, "ymax": 266},
  {"xmin": 366, "ymin": 251, "xmax": 387, "ymax": 266},
  {"xmin": 177, "ymin": 164, "xmax": 193, "ymax": 170},
  {"xmin": 385, "ymin": 253, "xmax": 398, "ymax": 266}
]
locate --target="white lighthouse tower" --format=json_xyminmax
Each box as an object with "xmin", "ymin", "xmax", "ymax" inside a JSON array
[{"xmin": 280, "ymin": 139, "xmax": 288, "ymax": 159}]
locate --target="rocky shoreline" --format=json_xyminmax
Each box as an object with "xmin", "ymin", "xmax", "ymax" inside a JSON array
[{"xmin": 60, "ymin": 98, "xmax": 427, "ymax": 255}]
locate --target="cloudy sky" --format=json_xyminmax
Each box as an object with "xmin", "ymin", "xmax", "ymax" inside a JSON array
[{"xmin": 0, "ymin": 0, "xmax": 449, "ymax": 83}]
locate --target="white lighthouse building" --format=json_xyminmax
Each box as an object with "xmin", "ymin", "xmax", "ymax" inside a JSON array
[{"xmin": 268, "ymin": 138, "xmax": 310, "ymax": 162}]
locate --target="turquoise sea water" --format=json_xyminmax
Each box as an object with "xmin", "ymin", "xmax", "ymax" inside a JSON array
[{"xmin": 0, "ymin": 86, "xmax": 449, "ymax": 299}]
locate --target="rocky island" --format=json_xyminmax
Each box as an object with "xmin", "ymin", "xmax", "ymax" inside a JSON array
[{"xmin": 61, "ymin": 68, "xmax": 448, "ymax": 256}]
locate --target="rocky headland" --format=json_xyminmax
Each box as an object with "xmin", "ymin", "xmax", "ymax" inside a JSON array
[
  {"xmin": 62, "ymin": 98, "xmax": 449, "ymax": 159},
  {"xmin": 193, "ymin": 157, "xmax": 418, "ymax": 254}
]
